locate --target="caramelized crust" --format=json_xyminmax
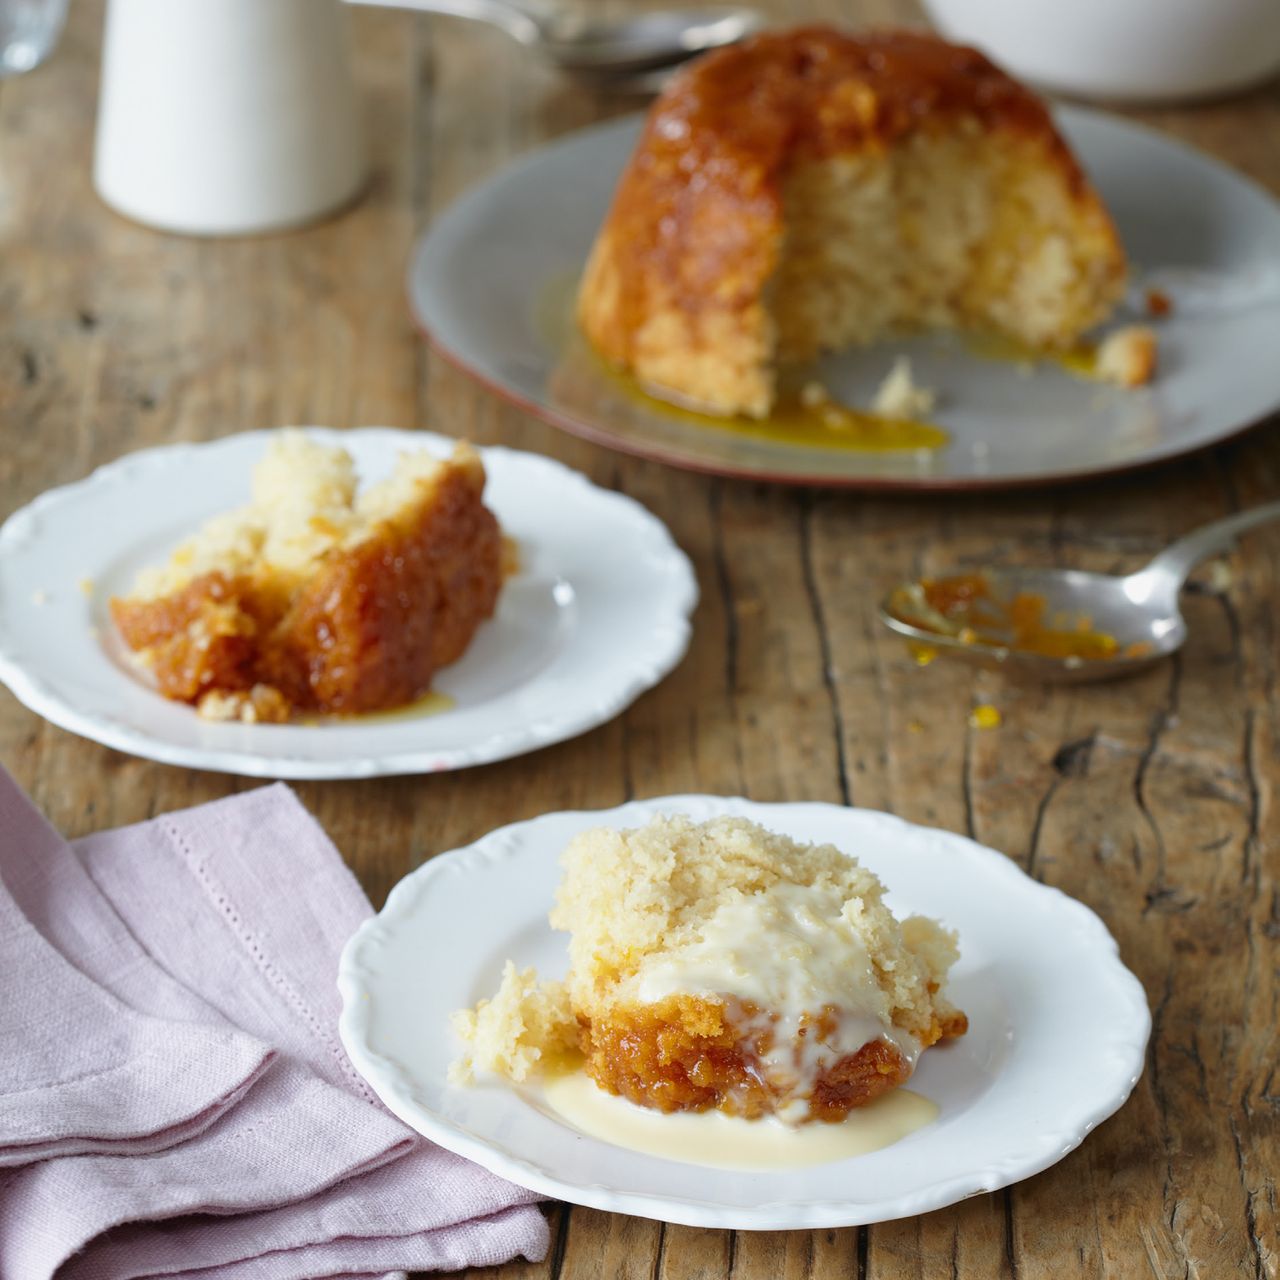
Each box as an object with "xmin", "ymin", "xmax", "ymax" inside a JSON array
[
  {"xmin": 580, "ymin": 994, "xmax": 964, "ymax": 1123},
  {"xmin": 111, "ymin": 459, "xmax": 502, "ymax": 718},
  {"xmin": 265, "ymin": 462, "xmax": 502, "ymax": 713},
  {"xmin": 111, "ymin": 571, "xmax": 264, "ymax": 704},
  {"xmin": 578, "ymin": 27, "xmax": 1126, "ymax": 417},
  {"xmin": 652, "ymin": 27, "xmax": 1074, "ymax": 168}
]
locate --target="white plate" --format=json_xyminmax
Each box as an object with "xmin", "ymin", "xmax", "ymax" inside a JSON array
[
  {"xmin": 338, "ymin": 795, "xmax": 1151, "ymax": 1230},
  {"xmin": 408, "ymin": 105, "xmax": 1280, "ymax": 489},
  {"xmin": 0, "ymin": 429, "xmax": 697, "ymax": 779}
]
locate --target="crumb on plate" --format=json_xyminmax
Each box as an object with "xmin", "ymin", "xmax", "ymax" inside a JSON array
[
  {"xmin": 871, "ymin": 357, "xmax": 937, "ymax": 419},
  {"xmin": 1095, "ymin": 325, "xmax": 1157, "ymax": 388}
]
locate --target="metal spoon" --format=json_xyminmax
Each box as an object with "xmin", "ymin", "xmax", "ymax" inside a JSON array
[
  {"xmin": 347, "ymin": 0, "xmax": 763, "ymax": 78},
  {"xmin": 879, "ymin": 501, "xmax": 1280, "ymax": 682}
]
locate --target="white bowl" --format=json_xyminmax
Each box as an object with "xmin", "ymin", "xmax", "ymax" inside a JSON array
[{"xmin": 922, "ymin": 0, "xmax": 1280, "ymax": 103}]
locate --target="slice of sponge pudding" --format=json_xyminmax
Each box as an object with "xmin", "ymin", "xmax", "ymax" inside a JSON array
[
  {"xmin": 111, "ymin": 431, "xmax": 504, "ymax": 722},
  {"xmin": 453, "ymin": 815, "xmax": 966, "ymax": 1124}
]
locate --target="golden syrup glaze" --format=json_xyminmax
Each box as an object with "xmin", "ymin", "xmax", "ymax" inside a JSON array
[
  {"xmin": 629, "ymin": 373, "xmax": 950, "ymax": 454},
  {"xmin": 961, "ymin": 330, "xmax": 1100, "ymax": 380},
  {"xmin": 909, "ymin": 643, "xmax": 939, "ymax": 667},
  {"xmin": 889, "ymin": 572, "xmax": 1157, "ymax": 662},
  {"xmin": 578, "ymin": 27, "xmax": 1111, "ymax": 377},
  {"xmin": 111, "ymin": 446, "xmax": 504, "ymax": 719},
  {"xmin": 300, "ymin": 689, "xmax": 456, "ymax": 727},
  {"xmin": 542, "ymin": 271, "xmax": 950, "ymax": 454},
  {"xmin": 968, "ymin": 704, "xmax": 1002, "ymax": 730}
]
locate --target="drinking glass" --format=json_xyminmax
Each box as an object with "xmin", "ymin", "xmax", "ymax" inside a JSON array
[{"xmin": 0, "ymin": 0, "xmax": 69, "ymax": 76}]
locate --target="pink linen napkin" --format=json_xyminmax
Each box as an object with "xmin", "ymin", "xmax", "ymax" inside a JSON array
[
  {"xmin": 0, "ymin": 782, "xmax": 274, "ymax": 1166},
  {"xmin": 0, "ymin": 886, "xmax": 272, "ymax": 1168},
  {"xmin": 0, "ymin": 769, "xmax": 548, "ymax": 1279}
]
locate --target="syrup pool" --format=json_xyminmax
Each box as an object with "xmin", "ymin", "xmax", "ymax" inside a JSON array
[{"xmin": 536, "ymin": 273, "xmax": 949, "ymax": 454}]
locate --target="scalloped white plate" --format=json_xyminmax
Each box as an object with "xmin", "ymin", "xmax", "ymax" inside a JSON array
[
  {"xmin": 0, "ymin": 429, "xmax": 697, "ymax": 779},
  {"xmin": 338, "ymin": 795, "xmax": 1151, "ymax": 1230}
]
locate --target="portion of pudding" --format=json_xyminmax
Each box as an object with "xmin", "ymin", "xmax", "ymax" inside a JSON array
[
  {"xmin": 110, "ymin": 431, "xmax": 504, "ymax": 722},
  {"xmin": 577, "ymin": 27, "xmax": 1136, "ymax": 419},
  {"xmin": 452, "ymin": 815, "xmax": 966, "ymax": 1125}
]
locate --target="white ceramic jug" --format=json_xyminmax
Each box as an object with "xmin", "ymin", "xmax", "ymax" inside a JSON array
[{"xmin": 94, "ymin": 0, "xmax": 367, "ymax": 235}]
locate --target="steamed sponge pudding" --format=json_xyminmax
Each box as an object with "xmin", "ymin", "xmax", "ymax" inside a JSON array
[{"xmin": 453, "ymin": 815, "xmax": 966, "ymax": 1125}]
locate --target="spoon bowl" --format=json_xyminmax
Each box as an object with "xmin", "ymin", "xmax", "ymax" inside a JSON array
[
  {"xmin": 538, "ymin": 7, "xmax": 764, "ymax": 75},
  {"xmin": 351, "ymin": 0, "xmax": 764, "ymax": 80},
  {"xmin": 880, "ymin": 566, "xmax": 1182, "ymax": 683},
  {"xmin": 880, "ymin": 501, "xmax": 1280, "ymax": 683}
]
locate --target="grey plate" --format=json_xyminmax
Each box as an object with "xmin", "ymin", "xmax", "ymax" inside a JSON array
[{"xmin": 408, "ymin": 106, "xmax": 1280, "ymax": 490}]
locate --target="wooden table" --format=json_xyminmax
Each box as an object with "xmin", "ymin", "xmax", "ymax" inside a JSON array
[{"xmin": 3, "ymin": 1, "xmax": 1278, "ymax": 1275}]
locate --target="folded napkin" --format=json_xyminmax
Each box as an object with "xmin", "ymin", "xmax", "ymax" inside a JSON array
[
  {"xmin": 0, "ymin": 769, "xmax": 548, "ymax": 1280},
  {"xmin": 0, "ymin": 871, "xmax": 272, "ymax": 1168}
]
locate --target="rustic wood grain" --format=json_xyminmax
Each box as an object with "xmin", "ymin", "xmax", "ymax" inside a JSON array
[{"xmin": 1, "ymin": 0, "xmax": 1277, "ymax": 1276}]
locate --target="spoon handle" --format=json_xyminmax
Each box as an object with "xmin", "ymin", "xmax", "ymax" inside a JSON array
[
  {"xmin": 1139, "ymin": 500, "xmax": 1280, "ymax": 590},
  {"xmin": 343, "ymin": 0, "xmax": 540, "ymax": 46}
]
